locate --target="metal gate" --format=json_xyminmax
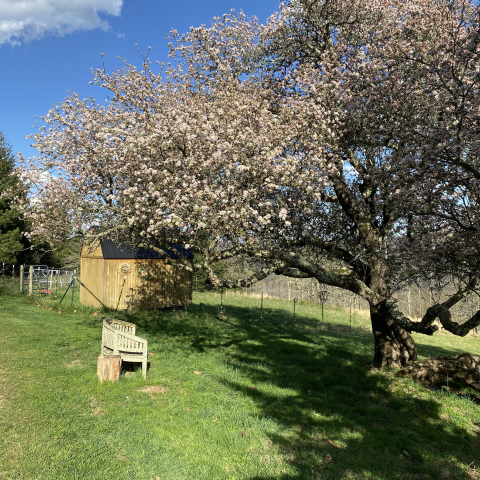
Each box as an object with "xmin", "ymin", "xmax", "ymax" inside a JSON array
[{"xmin": 21, "ymin": 265, "xmax": 75, "ymax": 295}]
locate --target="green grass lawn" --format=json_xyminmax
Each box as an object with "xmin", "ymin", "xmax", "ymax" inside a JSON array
[{"xmin": 0, "ymin": 290, "xmax": 479, "ymax": 479}]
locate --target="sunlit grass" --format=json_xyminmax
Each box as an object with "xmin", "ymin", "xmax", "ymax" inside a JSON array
[{"xmin": 0, "ymin": 290, "xmax": 479, "ymax": 479}]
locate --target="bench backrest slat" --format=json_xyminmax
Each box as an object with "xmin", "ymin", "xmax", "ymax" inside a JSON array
[{"xmin": 102, "ymin": 318, "xmax": 147, "ymax": 354}]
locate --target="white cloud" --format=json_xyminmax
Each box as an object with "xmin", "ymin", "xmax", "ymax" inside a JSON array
[{"xmin": 0, "ymin": 0, "xmax": 123, "ymax": 46}]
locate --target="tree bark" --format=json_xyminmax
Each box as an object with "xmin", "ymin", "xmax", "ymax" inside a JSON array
[
  {"xmin": 97, "ymin": 355, "xmax": 122, "ymax": 383},
  {"xmin": 371, "ymin": 301, "xmax": 417, "ymax": 368}
]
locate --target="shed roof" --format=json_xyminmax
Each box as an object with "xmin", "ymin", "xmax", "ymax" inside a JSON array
[{"xmin": 100, "ymin": 239, "xmax": 194, "ymax": 260}]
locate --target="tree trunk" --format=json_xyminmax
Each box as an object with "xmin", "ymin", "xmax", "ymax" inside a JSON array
[
  {"xmin": 97, "ymin": 355, "xmax": 122, "ymax": 383},
  {"xmin": 370, "ymin": 301, "xmax": 417, "ymax": 368}
]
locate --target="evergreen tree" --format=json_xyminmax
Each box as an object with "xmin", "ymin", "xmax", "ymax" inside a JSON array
[{"xmin": 0, "ymin": 132, "xmax": 26, "ymax": 264}]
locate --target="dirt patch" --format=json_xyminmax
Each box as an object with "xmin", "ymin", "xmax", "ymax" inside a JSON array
[
  {"xmin": 90, "ymin": 396, "xmax": 105, "ymax": 416},
  {"xmin": 466, "ymin": 467, "xmax": 479, "ymax": 480},
  {"xmin": 140, "ymin": 385, "xmax": 169, "ymax": 394},
  {"xmin": 139, "ymin": 385, "xmax": 170, "ymax": 398},
  {"xmin": 64, "ymin": 359, "xmax": 85, "ymax": 368}
]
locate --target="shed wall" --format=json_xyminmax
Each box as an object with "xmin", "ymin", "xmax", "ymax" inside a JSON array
[
  {"xmin": 80, "ymin": 257, "xmax": 104, "ymax": 307},
  {"xmin": 80, "ymin": 256, "xmax": 192, "ymax": 310}
]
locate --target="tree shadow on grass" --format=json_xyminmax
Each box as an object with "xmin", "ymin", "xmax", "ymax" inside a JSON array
[{"xmin": 105, "ymin": 302, "xmax": 480, "ymax": 478}]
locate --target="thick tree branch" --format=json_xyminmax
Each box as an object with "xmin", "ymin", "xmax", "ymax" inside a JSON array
[{"xmin": 387, "ymin": 274, "xmax": 480, "ymax": 336}]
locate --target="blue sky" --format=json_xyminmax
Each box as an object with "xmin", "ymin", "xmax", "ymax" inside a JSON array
[{"xmin": 0, "ymin": 0, "xmax": 279, "ymax": 162}]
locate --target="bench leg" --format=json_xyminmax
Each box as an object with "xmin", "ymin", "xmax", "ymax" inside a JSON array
[{"xmin": 142, "ymin": 355, "xmax": 147, "ymax": 379}]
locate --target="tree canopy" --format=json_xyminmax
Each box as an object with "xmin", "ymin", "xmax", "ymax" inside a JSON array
[
  {"xmin": 16, "ymin": 0, "xmax": 480, "ymax": 367},
  {"xmin": 0, "ymin": 132, "xmax": 27, "ymax": 264}
]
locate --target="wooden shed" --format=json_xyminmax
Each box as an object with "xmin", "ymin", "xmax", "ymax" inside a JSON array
[{"xmin": 80, "ymin": 240, "xmax": 193, "ymax": 310}]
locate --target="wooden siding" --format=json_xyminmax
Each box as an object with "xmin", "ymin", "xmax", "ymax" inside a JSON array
[
  {"xmin": 80, "ymin": 241, "xmax": 103, "ymax": 258},
  {"xmin": 80, "ymin": 257, "xmax": 104, "ymax": 307},
  {"xmin": 80, "ymin": 255, "xmax": 192, "ymax": 310}
]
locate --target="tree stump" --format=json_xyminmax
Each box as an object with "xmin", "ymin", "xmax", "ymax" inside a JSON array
[
  {"xmin": 396, "ymin": 352, "xmax": 480, "ymax": 392},
  {"xmin": 97, "ymin": 355, "xmax": 122, "ymax": 383}
]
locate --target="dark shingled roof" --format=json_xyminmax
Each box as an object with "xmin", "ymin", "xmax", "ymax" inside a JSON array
[{"xmin": 100, "ymin": 239, "xmax": 194, "ymax": 260}]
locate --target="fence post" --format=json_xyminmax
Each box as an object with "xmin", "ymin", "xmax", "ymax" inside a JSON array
[
  {"xmin": 260, "ymin": 290, "xmax": 264, "ymax": 320},
  {"xmin": 71, "ymin": 278, "xmax": 75, "ymax": 307},
  {"xmin": 20, "ymin": 265, "xmax": 24, "ymax": 294},
  {"xmin": 349, "ymin": 298, "xmax": 352, "ymax": 328},
  {"xmin": 29, "ymin": 265, "xmax": 33, "ymax": 296}
]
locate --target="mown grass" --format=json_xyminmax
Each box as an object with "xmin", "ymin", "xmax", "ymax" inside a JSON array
[{"xmin": 0, "ymin": 289, "xmax": 479, "ymax": 479}]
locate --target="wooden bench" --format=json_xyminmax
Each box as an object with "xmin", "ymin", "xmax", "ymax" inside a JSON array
[{"xmin": 101, "ymin": 318, "xmax": 148, "ymax": 379}]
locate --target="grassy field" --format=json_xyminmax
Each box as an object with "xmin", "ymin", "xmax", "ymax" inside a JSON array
[{"xmin": 0, "ymin": 289, "xmax": 479, "ymax": 479}]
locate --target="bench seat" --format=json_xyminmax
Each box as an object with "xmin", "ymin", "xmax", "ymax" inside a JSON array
[{"xmin": 101, "ymin": 318, "xmax": 148, "ymax": 378}]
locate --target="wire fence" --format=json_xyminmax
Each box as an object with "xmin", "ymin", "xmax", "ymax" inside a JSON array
[
  {"xmin": 0, "ymin": 263, "xmax": 21, "ymax": 295},
  {"xmin": 1, "ymin": 263, "xmax": 479, "ymax": 336},
  {"xmin": 1, "ymin": 264, "xmax": 76, "ymax": 298},
  {"xmin": 19, "ymin": 265, "xmax": 75, "ymax": 295},
  {"xmin": 243, "ymin": 274, "xmax": 480, "ymax": 337}
]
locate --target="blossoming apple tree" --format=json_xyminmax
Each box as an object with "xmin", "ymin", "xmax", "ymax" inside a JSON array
[{"xmin": 16, "ymin": 0, "xmax": 480, "ymax": 368}]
